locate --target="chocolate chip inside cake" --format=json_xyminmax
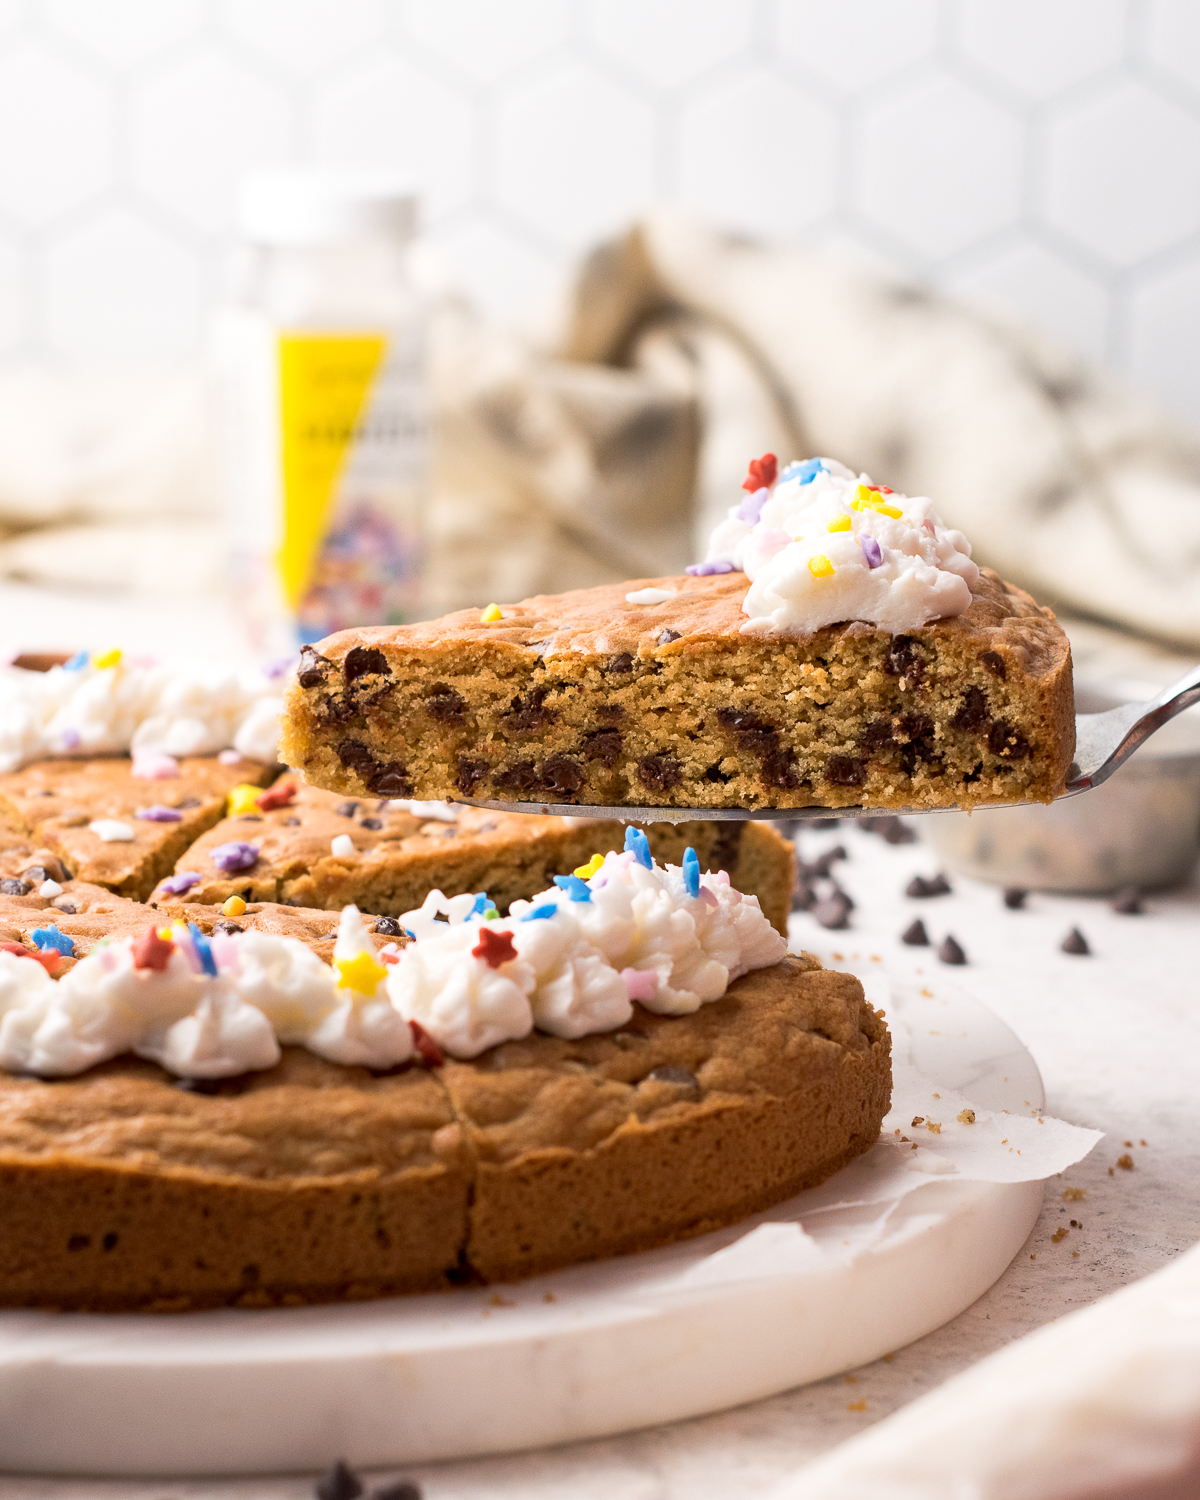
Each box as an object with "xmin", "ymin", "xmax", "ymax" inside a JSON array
[{"xmin": 281, "ymin": 567, "xmax": 1074, "ymax": 812}]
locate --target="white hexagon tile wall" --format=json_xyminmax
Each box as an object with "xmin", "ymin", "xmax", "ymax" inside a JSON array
[{"xmin": 1, "ymin": 0, "xmax": 1200, "ymax": 429}]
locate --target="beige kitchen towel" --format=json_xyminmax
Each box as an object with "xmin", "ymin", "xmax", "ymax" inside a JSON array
[{"xmin": 4, "ymin": 213, "xmax": 1200, "ymax": 649}]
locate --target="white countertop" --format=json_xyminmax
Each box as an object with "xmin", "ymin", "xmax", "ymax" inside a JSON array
[{"xmin": 1, "ymin": 817, "xmax": 1195, "ymax": 1500}]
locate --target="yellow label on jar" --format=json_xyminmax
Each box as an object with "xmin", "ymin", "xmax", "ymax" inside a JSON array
[{"xmin": 276, "ymin": 333, "xmax": 387, "ymax": 608}]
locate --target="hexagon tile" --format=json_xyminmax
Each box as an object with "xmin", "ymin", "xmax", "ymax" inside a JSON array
[{"xmin": 0, "ymin": 0, "xmax": 1192, "ymax": 431}]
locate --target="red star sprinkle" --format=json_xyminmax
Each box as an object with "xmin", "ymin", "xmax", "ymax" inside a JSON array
[
  {"xmin": 409, "ymin": 1019, "xmax": 445, "ymax": 1068},
  {"xmin": 256, "ymin": 780, "xmax": 297, "ymax": 811},
  {"xmin": 0, "ymin": 941, "xmax": 35, "ymax": 962},
  {"xmin": 133, "ymin": 926, "xmax": 174, "ymax": 972},
  {"xmin": 472, "ymin": 927, "xmax": 518, "ymax": 969},
  {"xmin": 742, "ymin": 453, "xmax": 778, "ymax": 492}
]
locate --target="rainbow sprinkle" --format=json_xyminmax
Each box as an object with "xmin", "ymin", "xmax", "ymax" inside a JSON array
[
  {"xmin": 553, "ymin": 874, "xmax": 592, "ymax": 903},
  {"xmin": 827, "ymin": 514, "xmax": 851, "ymax": 532},
  {"xmin": 624, "ymin": 826, "xmax": 653, "ymax": 869},
  {"xmin": 222, "ymin": 895, "xmax": 247, "ymax": 917},
  {"xmin": 227, "ymin": 784, "xmax": 263, "ymax": 815},
  {"xmin": 573, "ymin": 853, "xmax": 605, "ymax": 879},
  {"xmin": 480, "ymin": 604, "xmax": 503, "ymax": 623},
  {"xmin": 93, "ymin": 648, "xmax": 122, "ymax": 670},
  {"xmin": 682, "ymin": 847, "xmax": 700, "ymax": 898},
  {"xmin": 808, "ymin": 554, "xmax": 834, "ymax": 578}
]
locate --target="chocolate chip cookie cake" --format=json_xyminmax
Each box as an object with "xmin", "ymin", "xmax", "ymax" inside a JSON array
[
  {"xmin": 0, "ymin": 834, "xmax": 890, "ymax": 1311},
  {"xmin": 281, "ymin": 456, "xmax": 1073, "ymax": 812}
]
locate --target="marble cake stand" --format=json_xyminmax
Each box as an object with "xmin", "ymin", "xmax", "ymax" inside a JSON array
[{"xmin": 0, "ymin": 986, "xmax": 1044, "ymax": 1476}]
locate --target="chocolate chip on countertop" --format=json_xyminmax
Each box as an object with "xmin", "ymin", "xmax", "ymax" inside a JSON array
[
  {"xmin": 371, "ymin": 1481, "xmax": 422, "ymax": 1500},
  {"xmin": 0, "ymin": 878, "xmax": 29, "ymax": 896},
  {"xmin": 373, "ymin": 916, "xmax": 404, "ymax": 937},
  {"xmin": 315, "ymin": 1460, "xmax": 363, "ymax": 1500},
  {"xmin": 812, "ymin": 890, "xmax": 853, "ymax": 930},
  {"xmin": 857, "ymin": 815, "xmax": 917, "ymax": 844},
  {"xmin": 938, "ymin": 934, "xmax": 967, "ymax": 965},
  {"xmin": 805, "ymin": 845, "xmax": 847, "ymax": 879},
  {"xmin": 1112, "ymin": 887, "xmax": 1143, "ymax": 915},
  {"xmin": 335, "ymin": 801, "xmax": 359, "ymax": 818},
  {"xmin": 648, "ymin": 1065, "xmax": 699, "ymax": 1088},
  {"xmin": 1003, "ymin": 887, "xmax": 1028, "ymax": 910},
  {"xmin": 901, "ymin": 918, "xmax": 929, "ymax": 946},
  {"xmin": 906, "ymin": 873, "xmax": 951, "ymax": 898},
  {"xmin": 1061, "ymin": 928, "xmax": 1090, "ymax": 955}
]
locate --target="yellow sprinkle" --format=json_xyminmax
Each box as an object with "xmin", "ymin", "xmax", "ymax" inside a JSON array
[
  {"xmin": 93, "ymin": 648, "xmax": 122, "ymax": 670},
  {"xmin": 827, "ymin": 514, "xmax": 852, "ymax": 532},
  {"xmin": 574, "ymin": 853, "xmax": 605, "ymax": 879},
  {"xmin": 480, "ymin": 603, "xmax": 503, "ymax": 623},
  {"xmin": 157, "ymin": 926, "xmax": 174, "ymax": 941},
  {"xmin": 226, "ymin": 783, "xmax": 262, "ymax": 815},
  {"xmin": 808, "ymin": 554, "xmax": 834, "ymax": 578},
  {"xmin": 335, "ymin": 950, "xmax": 389, "ymax": 996},
  {"xmin": 854, "ymin": 484, "xmax": 876, "ymax": 510},
  {"xmin": 222, "ymin": 896, "xmax": 247, "ymax": 918},
  {"xmin": 875, "ymin": 502, "xmax": 902, "ymax": 519}
]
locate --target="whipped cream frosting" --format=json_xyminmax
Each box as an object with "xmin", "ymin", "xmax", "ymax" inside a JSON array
[
  {"xmin": 0, "ymin": 651, "xmax": 288, "ymax": 773},
  {"xmin": 701, "ymin": 456, "xmax": 979, "ymax": 636},
  {"xmin": 0, "ymin": 836, "xmax": 786, "ymax": 1078}
]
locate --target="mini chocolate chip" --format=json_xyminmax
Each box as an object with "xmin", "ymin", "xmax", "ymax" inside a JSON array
[
  {"xmin": 825, "ymin": 754, "xmax": 867, "ymax": 787},
  {"xmin": 859, "ymin": 718, "xmax": 897, "ymax": 753},
  {"xmin": 297, "ymin": 644, "xmax": 332, "ymax": 689},
  {"xmin": 979, "ymin": 649, "xmax": 1007, "ymax": 679},
  {"xmin": 283, "ymin": 816, "xmax": 302, "ymax": 826},
  {"xmin": 425, "ymin": 684, "xmax": 467, "ymax": 724},
  {"xmin": 343, "ymin": 645, "xmax": 389, "ymax": 683},
  {"xmin": 174, "ymin": 1077, "xmax": 226, "ymax": 1095},
  {"xmin": 67, "ymin": 1234, "xmax": 90, "ymax": 1251},
  {"xmin": 176, "ymin": 797, "xmax": 201, "ymax": 809},
  {"xmin": 102, "ymin": 1232, "xmax": 118, "ymax": 1251},
  {"xmin": 636, "ymin": 752, "xmax": 682, "ymax": 792},
  {"xmin": 901, "ymin": 918, "xmax": 929, "ymax": 945},
  {"xmin": 0, "ymin": 878, "xmax": 29, "ymax": 895},
  {"xmin": 456, "ymin": 755, "xmax": 490, "ymax": 794},
  {"xmin": 656, "ymin": 629, "xmax": 681, "ymax": 645},
  {"xmin": 952, "ymin": 686, "xmax": 991, "ymax": 734},
  {"xmin": 338, "ymin": 739, "xmax": 377, "ymax": 778},
  {"xmin": 648, "ymin": 1065, "xmax": 699, "ymax": 1088},
  {"xmin": 373, "ymin": 916, "xmax": 404, "ymax": 936},
  {"xmin": 55, "ymin": 901, "xmax": 77, "ymax": 914},
  {"xmin": 704, "ymin": 762, "xmax": 732, "ymax": 783},
  {"xmin": 20, "ymin": 866, "xmax": 47, "ymax": 883},
  {"xmin": 372, "ymin": 1481, "xmax": 422, "ymax": 1500},
  {"xmin": 237, "ymin": 815, "xmax": 262, "ymax": 822},
  {"xmin": 761, "ymin": 748, "xmax": 800, "ymax": 789},
  {"xmin": 315, "ymin": 1461, "xmax": 363, "ymax": 1500},
  {"xmin": 906, "ymin": 873, "xmax": 951, "ymax": 898},
  {"xmin": 596, "ymin": 704, "xmax": 625, "ymax": 722},
  {"xmin": 493, "ymin": 759, "xmax": 540, "ymax": 794},
  {"xmin": 581, "ymin": 728, "xmax": 622, "ymax": 767},
  {"xmin": 607, "ymin": 652, "xmax": 634, "ymax": 673},
  {"xmin": 1003, "ymin": 887, "xmax": 1028, "ymax": 910},
  {"xmin": 539, "ymin": 754, "xmax": 583, "ymax": 797},
  {"xmin": 1061, "ymin": 927, "xmax": 1090, "ymax": 955},
  {"xmin": 883, "ymin": 635, "xmax": 923, "ymax": 681},
  {"xmin": 938, "ymin": 934, "xmax": 967, "ymax": 965},
  {"xmin": 360, "ymin": 817, "xmax": 383, "ymax": 830},
  {"xmin": 812, "ymin": 890, "xmax": 853, "ymax": 929},
  {"xmin": 213, "ymin": 920, "xmax": 243, "ymax": 935},
  {"xmin": 1112, "ymin": 886, "xmax": 1143, "ymax": 914},
  {"xmin": 988, "ymin": 720, "xmax": 1030, "ymax": 760},
  {"xmin": 335, "ymin": 801, "xmax": 360, "ymax": 818},
  {"xmin": 368, "ymin": 763, "xmax": 413, "ymax": 798}
]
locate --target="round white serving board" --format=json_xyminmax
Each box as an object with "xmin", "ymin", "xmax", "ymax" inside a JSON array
[{"xmin": 0, "ymin": 986, "xmax": 1044, "ymax": 1476}]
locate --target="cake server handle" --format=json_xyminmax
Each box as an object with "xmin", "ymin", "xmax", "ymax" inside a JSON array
[{"xmin": 1063, "ymin": 660, "xmax": 1200, "ymax": 795}]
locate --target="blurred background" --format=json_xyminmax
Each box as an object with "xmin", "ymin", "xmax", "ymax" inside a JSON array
[{"xmin": 0, "ymin": 0, "xmax": 1198, "ymax": 687}]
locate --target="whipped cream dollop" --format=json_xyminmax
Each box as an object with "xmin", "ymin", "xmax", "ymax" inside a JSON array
[
  {"xmin": 0, "ymin": 837, "xmax": 786, "ymax": 1078},
  {"xmin": 0, "ymin": 650, "xmax": 288, "ymax": 773},
  {"xmin": 701, "ymin": 455, "xmax": 979, "ymax": 636}
]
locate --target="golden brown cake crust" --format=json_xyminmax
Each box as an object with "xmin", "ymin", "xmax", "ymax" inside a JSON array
[
  {"xmin": 0, "ymin": 954, "xmax": 889, "ymax": 1311},
  {"xmin": 280, "ymin": 567, "xmax": 1074, "ymax": 812}
]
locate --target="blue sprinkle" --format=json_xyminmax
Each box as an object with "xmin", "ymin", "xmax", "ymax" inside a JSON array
[
  {"xmin": 624, "ymin": 826, "xmax": 653, "ymax": 869},
  {"xmin": 403, "ymin": 929, "xmax": 416, "ymax": 940},
  {"xmin": 683, "ymin": 847, "xmax": 700, "ymax": 898},
  {"xmin": 522, "ymin": 903, "xmax": 558, "ymax": 922},
  {"xmin": 469, "ymin": 892, "xmax": 490, "ymax": 916},
  {"xmin": 188, "ymin": 921, "xmax": 219, "ymax": 977},
  {"xmin": 31, "ymin": 925, "xmax": 74, "ymax": 957},
  {"xmin": 63, "ymin": 650, "xmax": 89, "ymax": 671},
  {"xmin": 780, "ymin": 458, "xmax": 826, "ymax": 486},
  {"xmin": 552, "ymin": 874, "xmax": 592, "ymax": 903}
]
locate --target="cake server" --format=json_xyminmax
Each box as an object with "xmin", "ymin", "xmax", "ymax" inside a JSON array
[{"xmin": 453, "ymin": 660, "xmax": 1200, "ymax": 824}]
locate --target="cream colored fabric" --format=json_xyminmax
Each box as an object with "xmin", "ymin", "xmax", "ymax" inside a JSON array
[{"xmin": 3, "ymin": 214, "xmax": 1200, "ymax": 649}]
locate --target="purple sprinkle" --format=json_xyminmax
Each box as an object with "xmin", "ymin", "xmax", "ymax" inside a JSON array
[
  {"xmin": 210, "ymin": 841, "xmax": 259, "ymax": 873},
  {"xmin": 264, "ymin": 654, "xmax": 298, "ymax": 681},
  {"xmin": 137, "ymin": 804, "xmax": 183, "ymax": 823},
  {"xmin": 861, "ymin": 536, "xmax": 883, "ymax": 569},
  {"xmin": 735, "ymin": 486, "xmax": 770, "ymax": 524},
  {"xmin": 60, "ymin": 728, "xmax": 81, "ymax": 750},
  {"xmin": 685, "ymin": 560, "xmax": 737, "ymax": 577},
  {"xmin": 161, "ymin": 871, "xmax": 201, "ymax": 894}
]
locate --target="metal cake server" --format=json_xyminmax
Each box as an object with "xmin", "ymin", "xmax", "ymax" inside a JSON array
[{"xmin": 453, "ymin": 661, "xmax": 1200, "ymax": 825}]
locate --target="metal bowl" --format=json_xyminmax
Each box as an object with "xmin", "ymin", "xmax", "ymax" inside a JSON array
[{"xmin": 921, "ymin": 683, "xmax": 1200, "ymax": 893}]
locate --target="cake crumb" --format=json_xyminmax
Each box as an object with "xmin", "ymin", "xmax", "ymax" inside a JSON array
[
  {"xmin": 926, "ymin": 1120, "xmax": 942, "ymax": 1134},
  {"xmin": 1062, "ymin": 1188, "xmax": 1087, "ymax": 1201},
  {"xmin": 543, "ymin": 1292, "xmax": 556, "ymax": 1303},
  {"xmin": 847, "ymin": 1400, "xmax": 867, "ymax": 1412},
  {"xmin": 882, "ymin": 1352, "xmax": 896, "ymax": 1362},
  {"xmin": 1072, "ymin": 1251, "xmax": 1080, "ymax": 1258},
  {"xmin": 1116, "ymin": 1154, "xmax": 1134, "ymax": 1170},
  {"xmin": 488, "ymin": 1293, "xmax": 515, "ymax": 1308},
  {"xmin": 957, "ymin": 1109, "xmax": 976, "ymax": 1124},
  {"xmin": 1051, "ymin": 1228, "xmax": 1068, "ymax": 1243}
]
